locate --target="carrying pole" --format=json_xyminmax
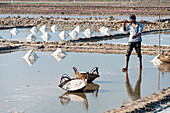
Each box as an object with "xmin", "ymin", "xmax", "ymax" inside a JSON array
[{"xmin": 158, "ymin": 13, "xmax": 161, "ymax": 54}]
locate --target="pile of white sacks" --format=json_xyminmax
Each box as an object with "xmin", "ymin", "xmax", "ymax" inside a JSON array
[
  {"xmin": 23, "ymin": 48, "xmax": 68, "ymax": 66},
  {"xmin": 7, "ymin": 25, "xmax": 111, "ymax": 41}
]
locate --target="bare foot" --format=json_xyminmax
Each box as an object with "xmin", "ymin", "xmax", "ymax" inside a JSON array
[{"xmin": 122, "ymin": 67, "xmax": 128, "ymax": 72}]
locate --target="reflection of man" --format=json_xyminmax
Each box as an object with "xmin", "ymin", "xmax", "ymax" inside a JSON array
[{"xmin": 125, "ymin": 69, "xmax": 142, "ymax": 101}]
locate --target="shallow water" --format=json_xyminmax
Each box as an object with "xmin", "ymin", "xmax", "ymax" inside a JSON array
[
  {"xmin": 0, "ymin": 28, "xmax": 119, "ymax": 42},
  {"xmin": 0, "ymin": 14, "xmax": 169, "ymax": 21},
  {"xmin": 93, "ymin": 33, "xmax": 170, "ymax": 46},
  {"xmin": 0, "ymin": 28, "xmax": 169, "ymax": 46},
  {"xmin": 0, "ymin": 51, "xmax": 169, "ymax": 113}
]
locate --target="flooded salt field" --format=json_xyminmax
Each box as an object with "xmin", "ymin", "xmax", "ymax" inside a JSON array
[
  {"xmin": 92, "ymin": 32, "xmax": 170, "ymax": 46},
  {"xmin": 0, "ymin": 51, "xmax": 169, "ymax": 113},
  {"xmin": 0, "ymin": 14, "xmax": 170, "ymax": 21},
  {"xmin": 0, "ymin": 28, "xmax": 170, "ymax": 46},
  {"xmin": 0, "ymin": 28, "xmax": 118, "ymax": 42}
]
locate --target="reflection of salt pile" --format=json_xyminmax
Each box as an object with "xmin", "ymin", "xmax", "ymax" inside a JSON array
[
  {"xmin": 40, "ymin": 25, "xmax": 48, "ymax": 33},
  {"xmin": 61, "ymin": 93, "xmax": 85, "ymax": 101},
  {"xmin": 74, "ymin": 25, "xmax": 83, "ymax": 33},
  {"xmin": 26, "ymin": 34, "xmax": 36, "ymax": 41},
  {"xmin": 23, "ymin": 50, "xmax": 39, "ymax": 66},
  {"xmin": 69, "ymin": 30, "xmax": 78, "ymax": 39},
  {"xmin": 51, "ymin": 25, "xmax": 58, "ymax": 32},
  {"xmin": 41, "ymin": 32, "xmax": 51, "ymax": 41},
  {"xmin": 59, "ymin": 31, "xmax": 69, "ymax": 40},
  {"xmin": 151, "ymin": 55, "xmax": 164, "ymax": 66},
  {"xmin": 10, "ymin": 28, "xmax": 19, "ymax": 36},
  {"xmin": 59, "ymin": 92, "xmax": 88, "ymax": 110},
  {"xmin": 52, "ymin": 48, "xmax": 68, "ymax": 61},
  {"xmin": 83, "ymin": 28, "xmax": 93, "ymax": 37},
  {"xmin": 62, "ymin": 79, "xmax": 86, "ymax": 91},
  {"xmin": 30, "ymin": 26, "xmax": 39, "ymax": 34}
]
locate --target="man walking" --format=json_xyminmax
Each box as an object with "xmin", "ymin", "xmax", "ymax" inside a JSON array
[{"xmin": 122, "ymin": 14, "xmax": 143, "ymax": 71}]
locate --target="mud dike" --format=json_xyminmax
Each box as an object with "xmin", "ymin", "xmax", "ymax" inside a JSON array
[{"xmin": 106, "ymin": 87, "xmax": 170, "ymax": 113}]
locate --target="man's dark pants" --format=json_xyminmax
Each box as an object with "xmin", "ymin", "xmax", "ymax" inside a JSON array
[{"xmin": 126, "ymin": 41, "xmax": 142, "ymax": 59}]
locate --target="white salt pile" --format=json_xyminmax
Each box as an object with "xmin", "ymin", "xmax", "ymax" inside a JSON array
[
  {"xmin": 26, "ymin": 34, "xmax": 36, "ymax": 41},
  {"xmin": 59, "ymin": 31, "xmax": 69, "ymax": 40},
  {"xmin": 51, "ymin": 25, "xmax": 58, "ymax": 32},
  {"xmin": 10, "ymin": 28, "xmax": 19, "ymax": 36},
  {"xmin": 23, "ymin": 50, "xmax": 39, "ymax": 66},
  {"xmin": 30, "ymin": 26, "xmax": 39, "ymax": 34},
  {"xmin": 41, "ymin": 32, "xmax": 51, "ymax": 41},
  {"xmin": 74, "ymin": 25, "xmax": 83, "ymax": 33},
  {"xmin": 40, "ymin": 25, "xmax": 48, "ymax": 33},
  {"xmin": 83, "ymin": 28, "xmax": 93, "ymax": 37},
  {"xmin": 69, "ymin": 30, "xmax": 78, "ymax": 39},
  {"xmin": 52, "ymin": 48, "xmax": 68, "ymax": 61}
]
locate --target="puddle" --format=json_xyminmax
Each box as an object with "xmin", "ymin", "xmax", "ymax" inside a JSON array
[{"xmin": 0, "ymin": 51, "xmax": 169, "ymax": 113}]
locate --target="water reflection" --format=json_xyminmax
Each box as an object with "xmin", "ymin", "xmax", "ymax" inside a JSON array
[
  {"xmin": 125, "ymin": 69, "xmax": 142, "ymax": 101},
  {"xmin": 59, "ymin": 92, "xmax": 88, "ymax": 110},
  {"xmin": 83, "ymin": 83, "xmax": 99, "ymax": 97},
  {"xmin": 59, "ymin": 83, "xmax": 99, "ymax": 111},
  {"xmin": 156, "ymin": 63, "xmax": 170, "ymax": 90},
  {"xmin": 155, "ymin": 63, "xmax": 170, "ymax": 74},
  {"xmin": 23, "ymin": 57, "xmax": 38, "ymax": 66}
]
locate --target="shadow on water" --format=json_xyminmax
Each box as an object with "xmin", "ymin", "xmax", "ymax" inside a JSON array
[
  {"xmin": 124, "ymin": 69, "xmax": 142, "ymax": 102},
  {"xmin": 59, "ymin": 83, "xmax": 99, "ymax": 111}
]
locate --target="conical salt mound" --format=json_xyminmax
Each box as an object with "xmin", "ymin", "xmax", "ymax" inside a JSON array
[
  {"xmin": 23, "ymin": 50, "xmax": 39, "ymax": 66},
  {"xmin": 59, "ymin": 31, "xmax": 69, "ymax": 40},
  {"xmin": 69, "ymin": 30, "xmax": 78, "ymax": 39},
  {"xmin": 52, "ymin": 48, "xmax": 68, "ymax": 61},
  {"xmin": 118, "ymin": 27, "xmax": 124, "ymax": 32},
  {"xmin": 99, "ymin": 27, "xmax": 106, "ymax": 32},
  {"xmin": 83, "ymin": 28, "xmax": 93, "ymax": 37},
  {"xmin": 41, "ymin": 32, "xmax": 51, "ymax": 41},
  {"xmin": 51, "ymin": 25, "xmax": 58, "ymax": 32},
  {"xmin": 30, "ymin": 26, "xmax": 39, "ymax": 34},
  {"xmin": 26, "ymin": 34, "xmax": 36, "ymax": 41},
  {"xmin": 103, "ymin": 28, "xmax": 111, "ymax": 34},
  {"xmin": 40, "ymin": 25, "xmax": 48, "ymax": 33},
  {"xmin": 10, "ymin": 28, "xmax": 19, "ymax": 36},
  {"xmin": 74, "ymin": 25, "xmax": 83, "ymax": 33}
]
